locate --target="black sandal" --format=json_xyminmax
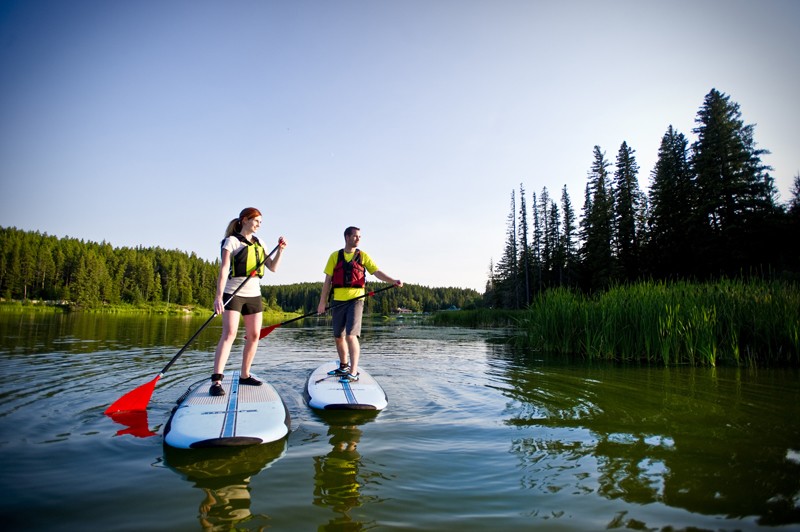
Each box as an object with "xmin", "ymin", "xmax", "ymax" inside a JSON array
[
  {"xmin": 209, "ymin": 373, "xmax": 225, "ymax": 396},
  {"xmin": 239, "ymin": 375, "xmax": 263, "ymax": 386}
]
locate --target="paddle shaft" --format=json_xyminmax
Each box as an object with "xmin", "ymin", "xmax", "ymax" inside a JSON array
[
  {"xmin": 259, "ymin": 283, "xmax": 397, "ymax": 339},
  {"xmin": 323, "ymin": 283, "xmax": 397, "ymax": 313},
  {"xmin": 159, "ymin": 243, "xmax": 280, "ymax": 375}
]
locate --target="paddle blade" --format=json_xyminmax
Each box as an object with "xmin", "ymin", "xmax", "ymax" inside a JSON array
[
  {"xmin": 104, "ymin": 374, "xmax": 161, "ymax": 414},
  {"xmin": 259, "ymin": 323, "xmax": 281, "ymax": 339},
  {"xmin": 108, "ymin": 410, "xmax": 157, "ymax": 438}
]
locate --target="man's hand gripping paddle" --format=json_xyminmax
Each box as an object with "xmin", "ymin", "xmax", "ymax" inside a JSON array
[{"xmin": 258, "ymin": 283, "xmax": 397, "ymax": 340}]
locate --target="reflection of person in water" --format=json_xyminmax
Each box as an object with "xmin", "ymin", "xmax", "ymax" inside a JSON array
[
  {"xmin": 313, "ymin": 423, "xmax": 364, "ymax": 523},
  {"xmin": 164, "ymin": 442, "xmax": 286, "ymax": 531},
  {"xmin": 198, "ymin": 478, "xmax": 259, "ymax": 531}
]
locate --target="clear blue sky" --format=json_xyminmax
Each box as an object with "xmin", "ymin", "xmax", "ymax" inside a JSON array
[{"xmin": 1, "ymin": 1, "xmax": 798, "ymax": 292}]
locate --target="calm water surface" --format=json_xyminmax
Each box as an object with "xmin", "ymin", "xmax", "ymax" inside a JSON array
[{"xmin": 0, "ymin": 311, "xmax": 798, "ymax": 531}]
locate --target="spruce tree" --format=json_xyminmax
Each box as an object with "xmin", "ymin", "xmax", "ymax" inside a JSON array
[
  {"xmin": 560, "ymin": 185, "xmax": 577, "ymax": 286},
  {"xmin": 648, "ymin": 126, "xmax": 695, "ymax": 277},
  {"xmin": 539, "ymin": 187, "xmax": 552, "ymax": 285},
  {"xmin": 546, "ymin": 198, "xmax": 561, "ymax": 286},
  {"xmin": 612, "ymin": 141, "xmax": 642, "ymax": 281},
  {"xmin": 580, "ymin": 146, "xmax": 615, "ymax": 290},
  {"xmin": 691, "ymin": 88, "xmax": 776, "ymax": 276},
  {"xmin": 517, "ymin": 184, "xmax": 532, "ymax": 305},
  {"xmin": 531, "ymin": 190, "xmax": 543, "ymax": 294},
  {"xmin": 495, "ymin": 191, "xmax": 520, "ymax": 308}
]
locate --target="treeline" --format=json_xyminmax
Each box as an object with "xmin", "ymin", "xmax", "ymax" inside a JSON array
[
  {"xmin": 0, "ymin": 226, "xmax": 482, "ymax": 312},
  {"xmin": 262, "ymin": 282, "xmax": 482, "ymax": 314},
  {"xmin": 488, "ymin": 88, "xmax": 800, "ymax": 308},
  {"xmin": 0, "ymin": 226, "xmax": 219, "ymax": 308}
]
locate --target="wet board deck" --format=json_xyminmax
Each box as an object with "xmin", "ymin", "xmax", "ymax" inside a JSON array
[
  {"xmin": 164, "ymin": 371, "xmax": 290, "ymax": 449},
  {"xmin": 304, "ymin": 361, "xmax": 388, "ymax": 411}
]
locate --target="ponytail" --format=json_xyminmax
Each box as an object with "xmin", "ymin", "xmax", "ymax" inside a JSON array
[{"xmin": 224, "ymin": 218, "xmax": 241, "ymax": 238}]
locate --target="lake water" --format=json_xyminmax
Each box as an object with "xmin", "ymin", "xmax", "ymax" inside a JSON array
[{"xmin": 0, "ymin": 311, "xmax": 799, "ymax": 531}]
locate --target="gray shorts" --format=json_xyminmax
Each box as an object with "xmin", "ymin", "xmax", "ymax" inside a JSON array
[{"xmin": 332, "ymin": 299, "xmax": 364, "ymax": 338}]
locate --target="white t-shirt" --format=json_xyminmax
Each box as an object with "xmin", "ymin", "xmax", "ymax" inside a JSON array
[{"xmin": 221, "ymin": 235, "xmax": 262, "ymax": 298}]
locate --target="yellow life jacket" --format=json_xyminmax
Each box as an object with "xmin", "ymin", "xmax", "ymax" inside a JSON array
[{"xmin": 228, "ymin": 233, "xmax": 265, "ymax": 278}]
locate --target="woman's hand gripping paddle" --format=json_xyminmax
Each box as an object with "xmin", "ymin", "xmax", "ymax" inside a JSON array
[{"xmin": 104, "ymin": 244, "xmax": 280, "ymax": 415}]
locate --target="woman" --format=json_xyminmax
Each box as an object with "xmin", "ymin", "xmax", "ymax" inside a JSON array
[{"xmin": 210, "ymin": 207, "xmax": 286, "ymax": 396}]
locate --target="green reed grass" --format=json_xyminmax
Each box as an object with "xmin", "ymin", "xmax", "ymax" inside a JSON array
[
  {"xmin": 514, "ymin": 279, "xmax": 799, "ymax": 366},
  {"xmin": 0, "ymin": 301, "xmax": 67, "ymax": 313}
]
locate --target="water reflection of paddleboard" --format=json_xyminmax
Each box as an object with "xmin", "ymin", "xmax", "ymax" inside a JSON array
[
  {"xmin": 164, "ymin": 437, "xmax": 288, "ymax": 480},
  {"xmin": 164, "ymin": 438, "xmax": 287, "ymax": 530},
  {"xmin": 304, "ymin": 361, "xmax": 388, "ymax": 411},
  {"xmin": 164, "ymin": 371, "xmax": 290, "ymax": 449}
]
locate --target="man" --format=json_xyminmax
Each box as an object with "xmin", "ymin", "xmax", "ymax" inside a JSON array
[{"xmin": 317, "ymin": 226, "xmax": 402, "ymax": 381}]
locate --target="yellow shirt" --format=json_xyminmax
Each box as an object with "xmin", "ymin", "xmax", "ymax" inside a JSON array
[{"xmin": 323, "ymin": 249, "xmax": 379, "ymax": 301}]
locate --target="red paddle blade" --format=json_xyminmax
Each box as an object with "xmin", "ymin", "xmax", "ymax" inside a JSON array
[
  {"xmin": 107, "ymin": 410, "xmax": 157, "ymax": 438},
  {"xmin": 259, "ymin": 323, "xmax": 281, "ymax": 339},
  {"xmin": 104, "ymin": 374, "xmax": 161, "ymax": 414}
]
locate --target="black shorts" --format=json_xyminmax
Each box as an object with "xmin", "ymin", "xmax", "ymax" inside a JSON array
[
  {"xmin": 223, "ymin": 294, "xmax": 263, "ymax": 315},
  {"xmin": 332, "ymin": 299, "xmax": 364, "ymax": 337}
]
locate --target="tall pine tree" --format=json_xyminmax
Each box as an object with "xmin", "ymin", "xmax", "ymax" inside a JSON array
[
  {"xmin": 648, "ymin": 125, "xmax": 695, "ymax": 277},
  {"xmin": 495, "ymin": 191, "xmax": 520, "ymax": 308},
  {"xmin": 580, "ymin": 146, "xmax": 614, "ymax": 290},
  {"xmin": 517, "ymin": 184, "xmax": 532, "ymax": 306},
  {"xmin": 612, "ymin": 141, "xmax": 642, "ymax": 281},
  {"xmin": 531, "ymin": 190, "xmax": 543, "ymax": 294},
  {"xmin": 546, "ymin": 197, "xmax": 561, "ymax": 286},
  {"xmin": 560, "ymin": 185, "xmax": 577, "ymax": 286},
  {"xmin": 539, "ymin": 187, "xmax": 553, "ymax": 285},
  {"xmin": 691, "ymin": 88, "xmax": 777, "ymax": 276}
]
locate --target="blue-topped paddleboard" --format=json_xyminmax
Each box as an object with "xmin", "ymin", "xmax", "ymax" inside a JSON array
[
  {"xmin": 164, "ymin": 371, "xmax": 290, "ymax": 449},
  {"xmin": 304, "ymin": 361, "xmax": 388, "ymax": 411}
]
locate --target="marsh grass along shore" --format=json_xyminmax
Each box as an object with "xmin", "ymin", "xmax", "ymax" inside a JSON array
[{"xmin": 433, "ymin": 279, "xmax": 800, "ymax": 366}]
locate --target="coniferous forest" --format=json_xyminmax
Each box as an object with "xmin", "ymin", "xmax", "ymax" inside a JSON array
[
  {"xmin": 486, "ymin": 89, "xmax": 800, "ymax": 309},
  {"xmin": 0, "ymin": 227, "xmax": 481, "ymax": 312},
  {"xmin": 0, "ymin": 229, "xmax": 220, "ymax": 309}
]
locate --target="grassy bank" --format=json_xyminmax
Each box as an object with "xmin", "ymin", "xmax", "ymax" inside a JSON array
[
  {"xmin": 0, "ymin": 300, "xmax": 208, "ymax": 315},
  {"xmin": 0, "ymin": 300, "xmax": 69, "ymax": 313},
  {"xmin": 0, "ymin": 300, "xmax": 301, "ymax": 322},
  {"xmin": 515, "ymin": 280, "xmax": 799, "ymax": 366}
]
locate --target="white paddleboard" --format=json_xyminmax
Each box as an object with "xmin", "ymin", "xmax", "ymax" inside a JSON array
[
  {"xmin": 164, "ymin": 371, "xmax": 290, "ymax": 449},
  {"xmin": 304, "ymin": 361, "xmax": 388, "ymax": 411}
]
